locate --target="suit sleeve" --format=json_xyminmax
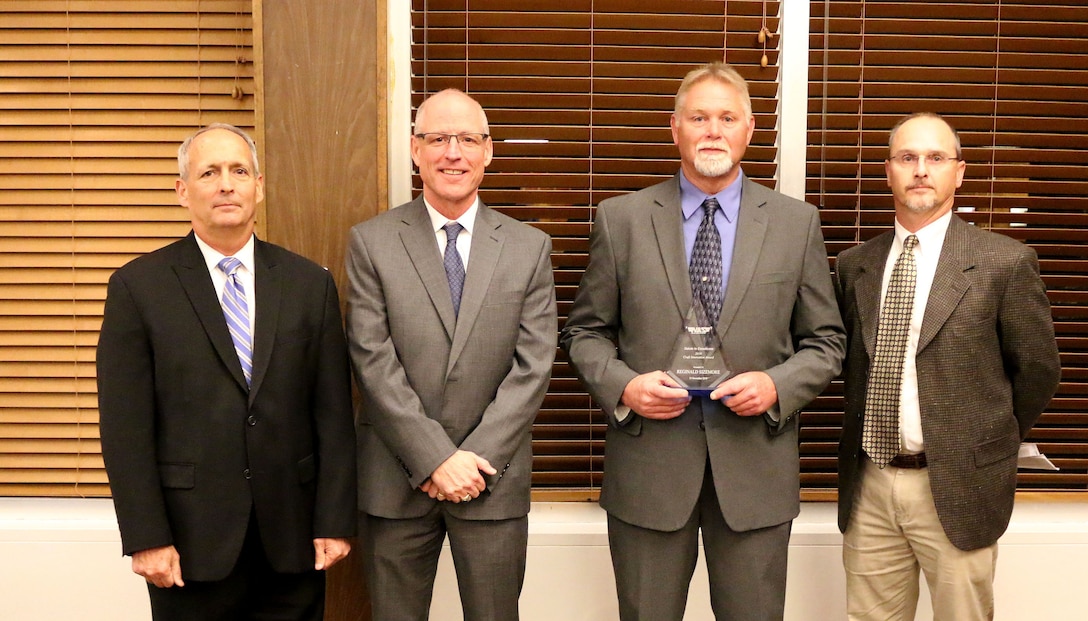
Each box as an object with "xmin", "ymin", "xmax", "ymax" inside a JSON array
[
  {"xmin": 559, "ymin": 203, "xmax": 641, "ymax": 423},
  {"xmin": 96, "ymin": 272, "xmax": 174, "ymax": 556},
  {"xmin": 310, "ymin": 272, "xmax": 358, "ymax": 537},
  {"xmin": 761, "ymin": 206, "xmax": 846, "ymax": 430},
  {"xmin": 1001, "ymin": 246, "xmax": 1061, "ymax": 438},
  {"xmin": 346, "ymin": 225, "xmax": 460, "ymax": 488},
  {"xmin": 459, "ymin": 236, "xmax": 557, "ymax": 490}
]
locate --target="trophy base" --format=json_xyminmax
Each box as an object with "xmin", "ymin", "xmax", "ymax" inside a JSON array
[{"xmin": 666, "ymin": 371, "xmax": 727, "ymax": 398}]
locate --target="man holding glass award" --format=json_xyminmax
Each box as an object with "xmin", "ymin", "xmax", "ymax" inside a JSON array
[{"xmin": 561, "ymin": 63, "xmax": 846, "ymax": 620}]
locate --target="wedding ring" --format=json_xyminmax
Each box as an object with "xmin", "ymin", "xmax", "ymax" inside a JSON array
[
  {"xmin": 437, "ymin": 492, "xmax": 445, "ymax": 500},
  {"xmin": 462, "ymin": 494, "xmax": 472, "ymax": 502}
]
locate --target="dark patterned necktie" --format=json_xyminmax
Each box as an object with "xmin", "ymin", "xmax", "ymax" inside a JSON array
[
  {"xmin": 442, "ymin": 222, "xmax": 466, "ymax": 316},
  {"xmin": 217, "ymin": 257, "xmax": 253, "ymax": 386},
  {"xmin": 863, "ymin": 235, "xmax": 918, "ymax": 467},
  {"xmin": 689, "ymin": 197, "xmax": 723, "ymax": 324}
]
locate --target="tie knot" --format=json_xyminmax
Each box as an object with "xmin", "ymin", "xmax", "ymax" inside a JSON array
[
  {"xmin": 902, "ymin": 235, "xmax": 918, "ymax": 253},
  {"xmin": 701, "ymin": 197, "xmax": 720, "ymax": 219},
  {"xmin": 218, "ymin": 257, "xmax": 242, "ymax": 276},
  {"xmin": 443, "ymin": 222, "xmax": 463, "ymax": 243}
]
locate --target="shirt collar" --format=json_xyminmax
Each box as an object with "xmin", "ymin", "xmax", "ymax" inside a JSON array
[
  {"xmin": 424, "ymin": 197, "xmax": 479, "ymax": 235},
  {"xmin": 679, "ymin": 168, "xmax": 743, "ymax": 223},
  {"xmin": 893, "ymin": 209, "xmax": 952, "ymax": 254},
  {"xmin": 194, "ymin": 233, "xmax": 256, "ymax": 274}
]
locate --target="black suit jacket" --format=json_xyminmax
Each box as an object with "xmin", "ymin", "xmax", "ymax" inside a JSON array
[
  {"xmin": 97, "ymin": 232, "xmax": 357, "ymax": 581},
  {"xmin": 835, "ymin": 215, "xmax": 1060, "ymax": 550}
]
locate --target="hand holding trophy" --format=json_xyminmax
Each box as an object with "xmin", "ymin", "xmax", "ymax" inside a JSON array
[{"xmin": 666, "ymin": 295, "xmax": 731, "ymax": 396}]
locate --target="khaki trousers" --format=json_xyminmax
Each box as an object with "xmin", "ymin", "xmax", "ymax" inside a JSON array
[{"xmin": 843, "ymin": 457, "xmax": 998, "ymax": 621}]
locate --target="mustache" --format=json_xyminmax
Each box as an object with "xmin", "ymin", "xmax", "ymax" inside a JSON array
[{"xmin": 697, "ymin": 141, "xmax": 731, "ymax": 151}]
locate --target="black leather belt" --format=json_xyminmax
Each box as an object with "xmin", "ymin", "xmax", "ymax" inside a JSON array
[{"xmin": 888, "ymin": 452, "xmax": 927, "ymax": 469}]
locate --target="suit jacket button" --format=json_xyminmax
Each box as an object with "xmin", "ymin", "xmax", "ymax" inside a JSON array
[
  {"xmin": 699, "ymin": 421, "xmax": 706, "ymax": 430},
  {"xmin": 243, "ymin": 468, "xmax": 251, "ymax": 479},
  {"xmin": 247, "ymin": 415, "xmax": 257, "ymax": 426}
]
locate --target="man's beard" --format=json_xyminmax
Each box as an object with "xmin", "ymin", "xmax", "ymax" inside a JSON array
[
  {"xmin": 903, "ymin": 186, "xmax": 938, "ymax": 213},
  {"xmin": 694, "ymin": 152, "xmax": 735, "ymax": 178}
]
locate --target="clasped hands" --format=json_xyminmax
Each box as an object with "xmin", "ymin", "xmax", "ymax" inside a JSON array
[
  {"xmin": 420, "ymin": 449, "xmax": 495, "ymax": 503},
  {"xmin": 621, "ymin": 370, "xmax": 778, "ymax": 419}
]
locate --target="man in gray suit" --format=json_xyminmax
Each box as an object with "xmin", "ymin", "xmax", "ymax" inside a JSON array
[
  {"xmin": 835, "ymin": 112, "xmax": 1060, "ymax": 620},
  {"xmin": 560, "ymin": 63, "xmax": 846, "ymax": 620},
  {"xmin": 345, "ymin": 89, "xmax": 557, "ymax": 621}
]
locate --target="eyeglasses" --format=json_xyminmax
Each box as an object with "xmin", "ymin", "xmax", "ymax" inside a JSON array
[
  {"xmin": 414, "ymin": 132, "xmax": 490, "ymax": 150},
  {"xmin": 888, "ymin": 153, "xmax": 962, "ymax": 168}
]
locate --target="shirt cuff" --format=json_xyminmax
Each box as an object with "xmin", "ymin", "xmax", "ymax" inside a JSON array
[{"xmin": 614, "ymin": 404, "xmax": 632, "ymax": 423}]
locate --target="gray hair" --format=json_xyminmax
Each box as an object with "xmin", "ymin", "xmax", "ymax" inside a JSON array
[
  {"xmin": 177, "ymin": 123, "xmax": 260, "ymax": 179},
  {"xmin": 674, "ymin": 62, "xmax": 752, "ymax": 117}
]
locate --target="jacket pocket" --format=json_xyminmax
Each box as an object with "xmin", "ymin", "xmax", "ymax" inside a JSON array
[
  {"xmin": 974, "ymin": 434, "xmax": 1019, "ymax": 468},
  {"xmin": 158, "ymin": 462, "xmax": 196, "ymax": 489}
]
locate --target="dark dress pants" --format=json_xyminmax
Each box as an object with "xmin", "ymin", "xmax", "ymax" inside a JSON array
[
  {"xmin": 148, "ymin": 511, "xmax": 326, "ymax": 621},
  {"xmin": 608, "ymin": 461, "xmax": 792, "ymax": 621}
]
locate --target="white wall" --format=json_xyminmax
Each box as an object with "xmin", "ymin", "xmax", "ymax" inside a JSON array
[{"xmin": 2, "ymin": 498, "xmax": 1086, "ymax": 621}]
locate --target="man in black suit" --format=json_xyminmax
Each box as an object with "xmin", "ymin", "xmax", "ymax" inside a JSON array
[
  {"xmin": 97, "ymin": 123, "xmax": 357, "ymax": 620},
  {"xmin": 835, "ymin": 112, "xmax": 1060, "ymax": 620}
]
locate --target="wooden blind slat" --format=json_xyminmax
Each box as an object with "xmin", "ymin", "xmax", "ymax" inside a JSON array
[{"xmin": 0, "ymin": 1, "xmax": 255, "ymax": 498}]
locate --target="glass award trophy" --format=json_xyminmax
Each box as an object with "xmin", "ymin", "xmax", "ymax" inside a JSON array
[{"xmin": 666, "ymin": 298, "xmax": 731, "ymax": 397}]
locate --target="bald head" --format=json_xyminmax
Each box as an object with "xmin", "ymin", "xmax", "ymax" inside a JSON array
[{"xmin": 414, "ymin": 89, "xmax": 490, "ymax": 135}]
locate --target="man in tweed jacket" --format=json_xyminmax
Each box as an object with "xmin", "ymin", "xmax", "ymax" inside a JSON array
[{"xmin": 834, "ymin": 112, "xmax": 1060, "ymax": 620}]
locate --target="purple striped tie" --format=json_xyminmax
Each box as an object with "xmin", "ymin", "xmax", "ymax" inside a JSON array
[{"xmin": 217, "ymin": 257, "xmax": 253, "ymax": 385}]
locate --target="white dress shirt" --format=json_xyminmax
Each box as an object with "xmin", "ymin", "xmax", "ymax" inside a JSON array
[
  {"xmin": 194, "ymin": 233, "xmax": 257, "ymax": 326},
  {"xmin": 881, "ymin": 210, "xmax": 952, "ymax": 453},
  {"xmin": 425, "ymin": 198, "xmax": 479, "ymax": 270}
]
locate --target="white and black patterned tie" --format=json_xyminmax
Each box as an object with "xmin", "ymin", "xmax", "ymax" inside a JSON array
[
  {"xmin": 863, "ymin": 235, "xmax": 918, "ymax": 467},
  {"xmin": 689, "ymin": 197, "xmax": 723, "ymax": 324},
  {"xmin": 217, "ymin": 257, "xmax": 253, "ymax": 386},
  {"xmin": 443, "ymin": 222, "xmax": 466, "ymax": 316}
]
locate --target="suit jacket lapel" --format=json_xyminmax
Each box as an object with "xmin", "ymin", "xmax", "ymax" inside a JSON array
[
  {"xmin": 248, "ymin": 239, "xmax": 280, "ymax": 401},
  {"xmin": 649, "ymin": 177, "xmax": 692, "ymax": 322},
  {"xmin": 399, "ymin": 198, "xmax": 458, "ymax": 339},
  {"xmin": 854, "ymin": 233, "xmax": 893, "ymax": 357},
  {"xmin": 448, "ymin": 204, "xmax": 502, "ymax": 374},
  {"xmin": 918, "ymin": 216, "xmax": 972, "ymax": 353},
  {"xmin": 172, "ymin": 232, "xmax": 250, "ymax": 391},
  {"xmin": 719, "ymin": 177, "xmax": 769, "ymax": 335}
]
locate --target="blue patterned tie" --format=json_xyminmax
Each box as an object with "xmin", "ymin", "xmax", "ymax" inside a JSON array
[
  {"xmin": 689, "ymin": 197, "xmax": 723, "ymax": 324},
  {"xmin": 217, "ymin": 257, "xmax": 253, "ymax": 385},
  {"xmin": 863, "ymin": 235, "xmax": 918, "ymax": 467},
  {"xmin": 442, "ymin": 222, "xmax": 466, "ymax": 316}
]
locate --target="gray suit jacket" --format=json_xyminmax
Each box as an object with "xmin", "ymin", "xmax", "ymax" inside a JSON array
[
  {"xmin": 835, "ymin": 215, "xmax": 1060, "ymax": 550},
  {"xmin": 346, "ymin": 197, "xmax": 557, "ymax": 521},
  {"xmin": 560, "ymin": 174, "xmax": 846, "ymax": 532}
]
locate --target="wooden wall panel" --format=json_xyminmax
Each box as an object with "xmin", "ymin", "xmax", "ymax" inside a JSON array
[{"xmin": 257, "ymin": 1, "xmax": 386, "ymax": 619}]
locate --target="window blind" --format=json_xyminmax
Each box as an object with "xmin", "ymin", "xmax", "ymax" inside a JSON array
[
  {"xmin": 0, "ymin": 0, "xmax": 255, "ymax": 496},
  {"xmin": 808, "ymin": 0, "xmax": 1088, "ymax": 494},
  {"xmin": 412, "ymin": 0, "xmax": 782, "ymax": 497}
]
